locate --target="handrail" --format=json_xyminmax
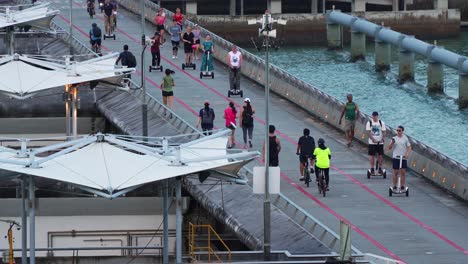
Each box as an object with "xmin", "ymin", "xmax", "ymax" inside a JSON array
[{"xmin": 189, "ymin": 222, "xmax": 232, "ymax": 263}]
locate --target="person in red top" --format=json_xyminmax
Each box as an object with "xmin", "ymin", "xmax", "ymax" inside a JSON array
[
  {"xmin": 223, "ymin": 101, "xmax": 237, "ymax": 149},
  {"xmin": 154, "ymin": 9, "xmax": 166, "ymax": 45},
  {"xmin": 150, "ymin": 31, "xmax": 161, "ymax": 67},
  {"xmin": 173, "ymin": 8, "xmax": 184, "ymax": 30}
]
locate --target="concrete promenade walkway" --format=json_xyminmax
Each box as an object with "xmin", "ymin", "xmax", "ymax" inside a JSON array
[{"xmin": 51, "ymin": 1, "xmax": 468, "ymax": 263}]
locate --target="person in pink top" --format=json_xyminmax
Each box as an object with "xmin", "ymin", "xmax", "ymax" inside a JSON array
[
  {"xmin": 223, "ymin": 101, "xmax": 237, "ymax": 149},
  {"xmin": 154, "ymin": 9, "xmax": 166, "ymax": 45}
]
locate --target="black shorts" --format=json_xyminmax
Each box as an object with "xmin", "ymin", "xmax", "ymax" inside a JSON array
[
  {"xmin": 299, "ymin": 154, "xmax": 312, "ymax": 164},
  {"xmin": 392, "ymin": 157, "xmax": 408, "ymax": 169},
  {"xmin": 368, "ymin": 144, "xmax": 384, "ymax": 156},
  {"xmin": 195, "ymin": 39, "xmax": 200, "ymax": 45},
  {"xmin": 226, "ymin": 124, "xmax": 236, "ymax": 130},
  {"xmin": 162, "ymin": 91, "xmax": 173, "ymax": 97},
  {"xmin": 171, "ymin": 40, "xmax": 180, "ymax": 47},
  {"xmin": 90, "ymin": 39, "xmax": 101, "ymax": 46},
  {"xmin": 156, "ymin": 24, "xmax": 165, "ymax": 32},
  {"xmin": 184, "ymin": 44, "xmax": 193, "ymax": 53}
]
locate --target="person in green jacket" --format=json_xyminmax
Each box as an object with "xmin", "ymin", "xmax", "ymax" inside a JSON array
[
  {"xmin": 161, "ymin": 69, "xmax": 175, "ymax": 118},
  {"xmin": 201, "ymin": 34, "xmax": 214, "ymax": 73}
]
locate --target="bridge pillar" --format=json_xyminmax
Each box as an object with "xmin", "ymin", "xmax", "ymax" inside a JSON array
[
  {"xmin": 311, "ymin": 0, "xmax": 318, "ymax": 14},
  {"xmin": 186, "ymin": 1, "xmax": 197, "ymax": 15},
  {"xmin": 350, "ymin": 31, "xmax": 365, "ymax": 62},
  {"xmin": 230, "ymin": 0, "xmax": 236, "ymax": 16},
  {"xmin": 326, "ymin": 22, "xmax": 342, "ymax": 50},
  {"xmin": 434, "ymin": 0, "xmax": 448, "ymax": 9},
  {"xmin": 375, "ymin": 39, "xmax": 391, "ymax": 72},
  {"xmin": 398, "ymin": 49, "xmax": 415, "ymax": 83},
  {"xmin": 459, "ymin": 73, "xmax": 468, "ymax": 108},
  {"xmin": 271, "ymin": 0, "xmax": 282, "ymax": 14},
  {"xmin": 352, "ymin": 0, "xmax": 366, "ymax": 12},
  {"xmin": 427, "ymin": 60, "xmax": 444, "ymax": 93}
]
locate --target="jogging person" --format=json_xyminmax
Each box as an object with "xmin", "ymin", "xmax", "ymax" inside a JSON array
[
  {"xmin": 161, "ymin": 69, "xmax": 175, "ymax": 118},
  {"xmin": 313, "ymin": 138, "xmax": 331, "ymax": 190},
  {"xmin": 339, "ymin": 94, "xmax": 359, "ymax": 147},
  {"xmin": 102, "ymin": 0, "xmax": 114, "ymax": 36},
  {"xmin": 192, "ymin": 24, "xmax": 201, "ymax": 60},
  {"xmin": 366, "ymin": 111, "xmax": 386, "ymax": 175},
  {"xmin": 223, "ymin": 101, "xmax": 237, "ymax": 149},
  {"xmin": 196, "ymin": 100, "xmax": 215, "ymax": 136},
  {"xmin": 387, "ymin": 126, "xmax": 411, "ymax": 191},
  {"xmin": 227, "ymin": 45, "xmax": 242, "ymax": 91},
  {"xmin": 169, "ymin": 20, "xmax": 182, "ymax": 59},
  {"xmin": 173, "ymin": 7, "xmax": 184, "ymax": 30},
  {"xmin": 86, "ymin": 0, "xmax": 95, "ymax": 18},
  {"xmin": 262, "ymin": 125, "xmax": 281, "ymax": 167},
  {"xmin": 150, "ymin": 31, "xmax": 161, "ymax": 68},
  {"xmin": 154, "ymin": 9, "xmax": 166, "ymax": 45},
  {"xmin": 297, "ymin": 128, "xmax": 315, "ymax": 181},
  {"xmin": 182, "ymin": 26, "xmax": 195, "ymax": 66},
  {"xmin": 89, "ymin": 23, "xmax": 102, "ymax": 54},
  {"xmin": 239, "ymin": 98, "xmax": 255, "ymax": 149}
]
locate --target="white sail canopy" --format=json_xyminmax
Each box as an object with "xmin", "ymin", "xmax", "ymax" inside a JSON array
[{"xmin": 0, "ymin": 3, "xmax": 59, "ymax": 30}]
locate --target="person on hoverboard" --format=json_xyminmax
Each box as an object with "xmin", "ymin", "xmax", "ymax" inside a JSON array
[
  {"xmin": 387, "ymin": 125, "xmax": 411, "ymax": 192},
  {"xmin": 201, "ymin": 34, "xmax": 214, "ymax": 73},
  {"xmin": 366, "ymin": 111, "xmax": 386, "ymax": 175},
  {"xmin": 227, "ymin": 45, "xmax": 242, "ymax": 91}
]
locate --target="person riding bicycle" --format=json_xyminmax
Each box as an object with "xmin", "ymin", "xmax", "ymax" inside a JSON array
[
  {"xmin": 313, "ymin": 138, "xmax": 331, "ymax": 191},
  {"xmin": 297, "ymin": 128, "xmax": 315, "ymax": 182},
  {"xmin": 89, "ymin": 23, "xmax": 102, "ymax": 54},
  {"xmin": 86, "ymin": 0, "xmax": 95, "ymax": 18},
  {"xmin": 102, "ymin": 0, "xmax": 115, "ymax": 36}
]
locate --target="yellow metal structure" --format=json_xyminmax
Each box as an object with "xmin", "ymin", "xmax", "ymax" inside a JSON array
[{"xmin": 188, "ymin": 222, "xmax": 231, "ymax": 263}]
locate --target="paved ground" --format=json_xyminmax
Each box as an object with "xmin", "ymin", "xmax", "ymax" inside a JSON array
[{"xmin": 51, "ymin": 2, "xmax": 468, "ymax": 263}]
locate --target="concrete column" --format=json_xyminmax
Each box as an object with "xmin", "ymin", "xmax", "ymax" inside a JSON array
[
  {"xmin": 186, "ymin": 1, "xmax": 197, "ymax": 15},
  {"xmin": 434, "ymin": 0, "xmax": 448, "ymax": 9},
  {"xmin": 352, "ymin": 0, "xmax": 366, "ymax": 12},
  {"xmin": 375, "ymin": 39, "xmax": 391, "ymax": 72},
  {"xmin": 162, "ymin": 180, "xmax": 169, "ymax": 264},
  {"xmin": 427, "ymin": 60, "xmax": 444, "ymax": 93},
  {"xmin": 240, "ymin": 0, "xmax": 244, "ymax": 15},
  {"xmin": 459, "ymin": 73, "xmax": 468, "ymax": 108},
  {"xmin": 350, "ymin": 30, "xmax": 365, "ymax": 62},
  {"xmin": 175, "ymin": 177, "xmax": 182, "ymax": 264},
  {"xmin": 393, "ymin": 0, "xmax": 399, "ymax": 11},
  {"xmin": 21, "ymin": 176, "xmax": 27, "ymax": 264},
  {"xmin": 271, "ymin": 0, "xmax": 282, "ymax": 14},
  {"xmin": 398, "ymin": 49, "xmax": 415, "ymax": 83},
  {"xmin": 229, "ymin": 0, "xmax": 236, "ymax": 16},
  {"xmin": 326, "ymin": 22, "xmax": 342, "ymax": 50},
  {"xmin": 29, "ymin": 176, "xmax": 36, "ymax": 264},
  {"xmin": 311, "ymin": 0, "xmax": 318, "ymax": 14}
]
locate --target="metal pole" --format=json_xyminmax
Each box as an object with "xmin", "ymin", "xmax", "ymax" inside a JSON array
[
  {"xmin": 263, "ymin": 15, "xmax": 271, "ymax": 262},
  {"xmin": 65, "ymin": 86, "xmax": 71, "ymax": 138},
  {"xmin": 28, "ymin": 176, "xmax": 35, "ymax": 264},
  {"xmin": 163, "ymin": 180, "xmax": 169, "ymax": 264},
  {"xmin": 69, "ymin": 0, "xmax": 74, "ymax": 55},
  {"xmin": 72, "ymin": 87, "xmax": 78, "ymax": 138},
  {"xmin": 267, "ymin": 0, "xmax": 271, "ymax": 11},
  {"xmin": 21, "ymin": 176, "xmax": 27, "ymax": 264},
  {"xmin": 175, "ymin": 177, "xmax": 182, "ymax": 264},
  {"xmin": 141, "ymin": 0, "xmax": 148, "ymax": 137}
]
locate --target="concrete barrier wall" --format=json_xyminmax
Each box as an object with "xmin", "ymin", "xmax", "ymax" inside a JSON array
[{"xmin": 119, "ymin": 0, "xmax": 468, "ymax": 201}]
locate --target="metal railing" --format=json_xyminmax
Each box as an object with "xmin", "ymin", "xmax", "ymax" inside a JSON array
[{"xmin": 188, "ymin": 222, "xmax": 232, "ymax": 263}]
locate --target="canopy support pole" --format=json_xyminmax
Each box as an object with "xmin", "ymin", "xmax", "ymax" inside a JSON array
[
  {"xmin": 72, "ymin": 86, "xmax": 78, "ymax": 138},
  {"xmin": 28, "ymin": 176, "xmax": 36, "ymax": 264},
  {"xmin": 163, "ymin": 179, "xmax": 169, "ymax": 264},
  {"xmin": 65, "ymin": 85, "xmax": 71, "ymax": 138},
  {"xmin": 176, "ymin": 177, "xmax": 182, "ymax": 264},
  {"xmin": 21, "ymin": 176, "xmax": 27, "ymax": 264}
]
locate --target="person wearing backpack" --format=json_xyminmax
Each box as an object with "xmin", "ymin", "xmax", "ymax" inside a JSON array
[
  {"xmin": 365, "ymin": 111, "xmax": 386, "ymax": 175},
  {"xmin": 89, "ymin": 23, "xmax": 102, "ymax": 54},
  {"xmin": 115, "ymin": 45, "xmax": 137, "ymax": 84},
  {"xmin": 239, "ymin": 98, "xmax": 255, "ymax": 149},
  {"xmin": 196, "ymin": 100, "xmax": 215, "ymax": 135}
]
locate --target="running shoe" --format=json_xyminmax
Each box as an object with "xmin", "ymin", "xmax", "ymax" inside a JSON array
[
  {"xmin": 172, "ymin": 55, "xmax": 175, "ymax": 59},
  {"xmin": 299, "ymin": 177, "xmax": 304, "ymax": 181},
  {"xmin": 370, "ymin": 168, "xmax": 375, "ymax": 175},
  {"xmin": 249, "ymin": 141, "xmax": 253, "ymax": 148}
]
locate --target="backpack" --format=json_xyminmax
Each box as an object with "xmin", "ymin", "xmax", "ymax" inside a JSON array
[
  {"xmin": 126, "ymin": 52, "xmax": 137, "ymax": 68},
  {"xmin": 369, "ymin": 120, "xmax": 382, "ymax": 127},
  {"xmin": 92, "ymin": 27, "xmax": 101, "ymax": 38},
  {"xmin": 201, "ymin": 108, "xmax": 214, "ymax": 125},
  {"xmin": 242, "ymin": 106, "xmax": 254, "ymax": 127}
]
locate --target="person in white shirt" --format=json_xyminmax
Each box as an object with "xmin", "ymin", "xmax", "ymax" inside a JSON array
[
  {"xmin": 365, "ymin": 111, "xmax": 386, "ymax": 175},
  {"xmin": 227, "ymin": 45, "xmax": 243, "ymax": 90},
  {"xmin": 387, "ymin": 125, "xmax": 411, "ymax": 191}
]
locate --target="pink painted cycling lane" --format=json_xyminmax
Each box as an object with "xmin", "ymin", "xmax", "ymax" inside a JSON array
[{"xmin": 52, "ymin": 2, "xmax": 468, "ymax": 263}]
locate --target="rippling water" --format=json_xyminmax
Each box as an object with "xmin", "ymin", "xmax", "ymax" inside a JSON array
[{"xmin": 250, "ymin": 31, "xmax": 468, "ymax": 165}]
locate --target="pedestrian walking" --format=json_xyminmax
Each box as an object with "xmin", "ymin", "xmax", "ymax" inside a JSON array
[
  {"xmin": 262, "ymin": 125, "xmax": 281, "ymax": 167},
  {"xmin": 339, "ymin": 93, "xmax": 359, "ymax": 147},
  {"xmin": 196, "ymin": 100, "xmax": 215, "ymax": 136},
  {"xmin": 239, "ymin": 98, "xmax": 255, "ymax": 148},
  {"xmin": 192, "ymin": 24, "xmax": 201, "ymax": 60},
  {"xmin": 161, "ymin": 69, "xmax": 175, "ymax": 118},
  {"xmin": 223, "ymin": 101, "xmax": 237, "ymax": 148},
  {"xmin": 169, "ymin": 19, "xmax": 182, "ymax": 59}
]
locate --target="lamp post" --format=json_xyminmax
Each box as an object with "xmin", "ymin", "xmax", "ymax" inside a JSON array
[
  {"xmin": 140, "ymin": 0, "xmax": 148, "ymax": 137},
  {"xmin": 248, "ymin": 11, "xmax": 286, "ymax": 261}
]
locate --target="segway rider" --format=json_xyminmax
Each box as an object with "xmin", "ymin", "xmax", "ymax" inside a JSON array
[
  {"xmin": 102, "ymin": 0, "xmax": 114, "ymax": 36},
  {"xmin": 227, "ymin": 45, "xmax": 242, "ymax": 91},
  {"xmin": 239, "ymin": 98, "xmax": 255, "ymax": 149},
  {"xmin": 201, "ymin": 34, "xmax": 214, "ymax": 72},
  {"xmin": 387, "ymin": 126, "xmax": 411, "ymax": 191},
  {"xmin": 150, "ymin": 31, "xmax": 161, "ymax": 68},
  {"xmin": 313, "ymin": 138, "xmax": 331, "ymax": 191},
  {"xmin": 173, "ymin": 7, "xmax": 184, "ymax": 30},
  {"xmin": 196, "ymin": 100, "xmax": 215, "ymax": 136},
  {"xmin": 339, "ymin": 94, "xmax": 359, "ymax": 147},
  {"xmin": 182, "ymin": 26, "xmax": 195, "ymax": 67},
  {"xmin": 297, "ymin": 128, "xmax": 315, "ymax": 181},
  {"xmin": 366, "ymin": 111, "xmax": 386, "ymax": 175},
  {"xmin": 89, "ymin": 23, "xmax": 102, "ymax": 54},
  {"xmin": 169, "ymin": 20, "xmax": 182, "ymax": 59}
]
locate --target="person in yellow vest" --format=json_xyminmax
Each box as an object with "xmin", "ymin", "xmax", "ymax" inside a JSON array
[{"xmin": 313, "ymin": 138, "xmax": 331, "ymax": 191}]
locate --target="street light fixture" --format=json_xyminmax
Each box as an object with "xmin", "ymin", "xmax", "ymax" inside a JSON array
[
  {"xmin": 248, "ymin": 10, "xmax": 286, "ymax": 261},
  {"xmin": 0, "ymin": 220, "xmax": 21, "ymax": 264}
]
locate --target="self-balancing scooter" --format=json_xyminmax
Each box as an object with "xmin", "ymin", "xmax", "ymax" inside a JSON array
[
  {"xmin": 389, "ymin": 156, "xmax": 409, "ymax": 197},
  {"xmin": 103, "ymin": 14, "xmax": 116, "ymax": 40},
  {"xmin": 200, "ymin": 50, "xmax": 214, "ymax": 79},
  {"xmin": 182, "ymin": 44, "xmax": 196, "ymax": 70},
  {"xmin": 228, "ymin": 67, "xmax": 243, "ymax": 97},
  {"xmin": 367, "ymin": 157, "xmax": 386, "ymax": 179}
]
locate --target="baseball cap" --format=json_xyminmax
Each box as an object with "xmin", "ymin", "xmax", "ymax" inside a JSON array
[
  {"xmin": 204, "ymin": 100, "xmax": 209, "ymax": 105},
  {"xmin": 372, "ymin": 111, "xmax": 379, "ymax": 116},
  {"xmin": 244, "ymin": 98, "xmax": 251, "ymax": 103}
]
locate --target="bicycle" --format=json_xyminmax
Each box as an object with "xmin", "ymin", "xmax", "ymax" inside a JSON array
[
  {"xmin": 316, "ymin": 168, "xmax": 327, "ymax": 197},
  {"xmin": 86, "ymin": 1, "xmax": 95, "ymax": 19},
  {"xmin": 303, "ymin": 159, "xmax": 311, "ymax": 188}
]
